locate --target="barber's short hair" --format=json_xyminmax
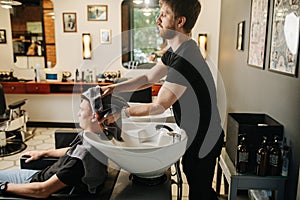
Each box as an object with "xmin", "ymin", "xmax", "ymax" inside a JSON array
[{"xmin": 159, "ymin": 0, "xmax": 201, "ymax": 33}]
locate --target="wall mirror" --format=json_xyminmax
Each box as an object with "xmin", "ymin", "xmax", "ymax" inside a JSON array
[
  {"xmin": 10, "ymin": 0, "xmax": 56, "ymax": 69},
  {"xmin": 121, "ymin": 0, "xmax": 165, "ymax": 69}
]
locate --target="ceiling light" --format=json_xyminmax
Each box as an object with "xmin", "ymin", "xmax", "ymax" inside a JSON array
[
  {"xmin": 133, "ymin": 0, "xmax": 143, "ymax": 5},
  {"xmin": 143, "ymin": 11, "xmax": 151, "ymax": 16},
  {"xmin": 141, "ymin": 7, "xmax": 153, "ymax": 16}
]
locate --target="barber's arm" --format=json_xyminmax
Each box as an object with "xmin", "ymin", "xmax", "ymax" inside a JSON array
[
  {"xmin": 125, "ymin": 81, "xmax": 186, "ymax": 116},
  {"xmin": 101, "ymin": 81, "xmax": 186, "ymax": 124},
  {"xmin": 22, "ymin": 147, "xmax": 70, "ymax": 163},
  {"xmin": 6, "ymin": 174, "xmax": 67, "ymax": 199},
  {"xmin": 101, "ymin": 61, "xmax": 168, "ymax": 97}
]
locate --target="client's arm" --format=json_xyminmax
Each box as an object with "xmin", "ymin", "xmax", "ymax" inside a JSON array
[
  {"xmin": 6, "ymin": 174, "xmax": 67, "ymax": 199},
  {"xmin": 22, "ymin": 147, "xmax": 70, "ymax": 163}
]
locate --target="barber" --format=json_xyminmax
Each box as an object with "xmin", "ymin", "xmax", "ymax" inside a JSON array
[{"xmin": 100, "ymin": 0, "xmax": 224, "ymax": 199}]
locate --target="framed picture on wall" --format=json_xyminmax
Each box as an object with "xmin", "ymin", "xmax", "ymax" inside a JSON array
[
  {"xmin": 247, "ymin": 0, "xmax": 270, "ymax": 69},
  {"xmin": 63, "ymin": 12, "xmax": 77, "ymax": 32},
  {"xmin": 100, "ymin": 29, "xmax": 112, "ymax": 44},
  {"xmin": 236, "ymin": 21, "xmax": 245, "ymax": 51},
  {"xmin": 0, "ymin": 29, "xmax": 6, "ymax": 44},
  {"xmin": 268, "ymin": 0, "xmax": 300, "ymax": 77},
  {"xmin": 88, "ymin": 5, "xmax": 108, "ymax": 21}
]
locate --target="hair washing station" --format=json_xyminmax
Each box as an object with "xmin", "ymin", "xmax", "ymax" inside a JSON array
[
  {"xmin": 84, "ymin": 121, "xmax": 187, "ymax": 199},
  {"xmin": 84, "ymin": 122, "xmax": 187, "ymax": 178}
]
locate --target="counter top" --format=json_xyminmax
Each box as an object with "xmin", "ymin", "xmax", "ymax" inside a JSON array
[
  {"xmin": 0, "ymin": 81, "xmax": 162, "ymax": 95},
  {"xmin": 1, "ymin": 80, "xmax": 111, "ymax": 85},
  {"xmin": 0, "ymin": 81, "xmax": 111, "ymax": 94}
]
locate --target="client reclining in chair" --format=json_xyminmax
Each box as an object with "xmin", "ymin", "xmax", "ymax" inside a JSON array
[{"xmin": 0, "ymin": 86, "xmax": 128, "ymax": 198}]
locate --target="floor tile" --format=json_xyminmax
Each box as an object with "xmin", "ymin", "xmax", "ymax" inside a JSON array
[{"xmin": 0, "ymin": 160, "xmax": 14, "ymax": 170}]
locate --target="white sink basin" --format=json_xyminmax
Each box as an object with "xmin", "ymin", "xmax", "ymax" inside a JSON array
[{"xmin": 84, "ymin": 122, "xmax": 187, "ymax": 178}]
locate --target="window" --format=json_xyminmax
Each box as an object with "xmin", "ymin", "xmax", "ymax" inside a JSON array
[{"xmin": 122, "ymin": 0, "xmax": 162, "ymax": 69}]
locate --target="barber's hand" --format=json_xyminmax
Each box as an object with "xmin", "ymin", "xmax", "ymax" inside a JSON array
[
  {"xmin": 22, "ymin": 151, "xmax": 44, "ymax": 163},
  {"xmin": 101, "ymin": 85, "xmax": 115, "ymax": 98},
  {"xmin": 98, "ymin": 112, "xmax": 121, "ymax": 126}
]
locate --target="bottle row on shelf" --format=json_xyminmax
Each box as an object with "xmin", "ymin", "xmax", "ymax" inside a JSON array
[{"xmin": 236, "ymin": 134, "xmax": 290, "ymax": 176}]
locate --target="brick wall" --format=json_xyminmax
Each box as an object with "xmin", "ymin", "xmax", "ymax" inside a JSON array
[{"xmin": 43, "ymin": 0, "xmax": 56, "ymax": 66}]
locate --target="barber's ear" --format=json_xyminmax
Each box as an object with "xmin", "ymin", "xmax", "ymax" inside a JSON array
[{"xmin": 177, "ymin": 16, "xmax": 186, "ymax": 28}]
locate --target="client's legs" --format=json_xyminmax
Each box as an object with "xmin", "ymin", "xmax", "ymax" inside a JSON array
[{"xmin": 0, "ymin": 169, "xmax": 39, "ymax": 184}]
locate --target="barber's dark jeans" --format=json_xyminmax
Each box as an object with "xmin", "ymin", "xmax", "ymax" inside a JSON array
[{"xmin": 182, "ymin": 133, "xmax": 224, "ymax": 200}]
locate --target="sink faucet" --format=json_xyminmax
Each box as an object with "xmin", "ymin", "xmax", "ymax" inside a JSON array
[{"xmin": 155, "ymin": 124, "xmax": 181, "ymax": 143}]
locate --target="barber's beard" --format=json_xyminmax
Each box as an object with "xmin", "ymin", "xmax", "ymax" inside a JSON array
[{"xmin": 159, "ymin": 24, "xmax": 177, "ymax": 39}]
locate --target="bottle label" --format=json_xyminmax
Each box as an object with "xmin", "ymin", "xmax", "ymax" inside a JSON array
[
  {"xmin": 238, "ymin": 152, "xmax": 249, "ymax": 162},
  {"xmin": 269, "ymin": 154, "xmax": 279, "ymax": 167}
]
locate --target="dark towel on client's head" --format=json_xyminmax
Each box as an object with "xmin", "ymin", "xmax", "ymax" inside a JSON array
[{"xmin": 82, "ymin": 86, "xmax": 129, "ymax": 141}]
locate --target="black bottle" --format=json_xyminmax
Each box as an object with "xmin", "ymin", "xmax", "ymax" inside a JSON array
[
  {"xmin": 256, "ymin": 136, "xmax": 269, "ymax": 176},
  {"xmin": 75, "ymin": 69, "xmax": 79, "ymax": 82},
  {"xmin": 236, "ymin": 136, "xmax": 249, "ymax": 174},
  {"xmin": 268, "ymin": 136, "xmax": 282, "ymax": 176}
]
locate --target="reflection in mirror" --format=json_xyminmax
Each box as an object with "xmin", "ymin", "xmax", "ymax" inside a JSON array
[
  {"xmin": 43, "ymin": 0, "xmax": 56, "ymax": 68},
  {"xmin": 122, "ymin": 0, "xmax": 165, "ymax": 69},
  {"xmin": 10, "ymin": 0, "xmax": 56, "ymax": 69}
]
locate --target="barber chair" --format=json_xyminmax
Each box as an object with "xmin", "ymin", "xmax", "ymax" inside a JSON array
[{"xmin": 0, "ymin": 84, "xmax": 31, "ymax": 157}]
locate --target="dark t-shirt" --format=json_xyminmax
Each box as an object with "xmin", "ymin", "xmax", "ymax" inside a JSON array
[
  {"xmin": 162, "ymin": 39, "xmax": 222, "ymax": 157},
  {"xmin": 30, "ymin": 136, "xmax": 90, "ymax": 191},
  {"xmin": 30, "ymin": 154, "xmax": 84, "ymax": 186}
]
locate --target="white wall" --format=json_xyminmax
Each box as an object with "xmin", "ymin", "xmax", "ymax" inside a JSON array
[
  {"xmin": 1, "ymin": 0, "xmax": 222, "ymax": 123},
  {"xmin": 192, "ymin": 0, "xmax": 221, "ymax": 82},
  {"xmin": 219, "ymin": 0, "xmax": 300, "ymax": 199},
  {"xmin": 52, "ymin": 0, "xmax": 123, "ymax": 75},
  {"xmin": 6, "ymin": 93, "xmax": 81, "ymax": 123}
]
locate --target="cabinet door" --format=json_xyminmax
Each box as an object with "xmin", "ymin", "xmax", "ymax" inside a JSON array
[
  {"xmin": 26, "ymin": 83, "xmax": 50, "ymax": 94},
  {"xmin": 1, "ymin": 83, "xmax": 26, "ymax": 94}
]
